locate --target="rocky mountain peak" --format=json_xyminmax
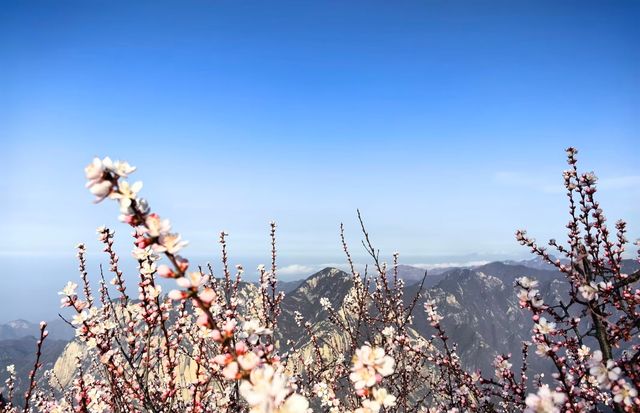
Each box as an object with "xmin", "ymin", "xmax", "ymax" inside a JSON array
[{"xmin": 6, "ymin": 320, "xmax": 32, "ymax": 330}]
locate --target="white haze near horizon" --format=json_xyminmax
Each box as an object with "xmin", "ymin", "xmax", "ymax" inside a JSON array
[{"xmin": 0, "ymin": 246, "xmax": 520, "ymax": 323}]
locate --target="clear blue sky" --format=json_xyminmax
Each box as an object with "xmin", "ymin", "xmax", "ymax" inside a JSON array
[{"xmin": 1, "ymin": 1, "xmax": 639, "ymax": 321}]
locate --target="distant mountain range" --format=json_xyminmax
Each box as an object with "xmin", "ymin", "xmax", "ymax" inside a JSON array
[
  {"xmin": 2, "ymin": 257, "xmax": 638, "ymax": 401},
  {"xmin": 0, "ymin": 318, "xmax": 75, "ymax": 342}
]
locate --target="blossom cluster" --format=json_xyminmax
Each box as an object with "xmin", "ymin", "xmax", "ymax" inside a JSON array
[
  {"xmin": 1, "ymin": 148, "xmax": 639, "ymax": 413},
  {"xmin": 513, "ymin": 147, "xmax": 640, "ymax": 411}
]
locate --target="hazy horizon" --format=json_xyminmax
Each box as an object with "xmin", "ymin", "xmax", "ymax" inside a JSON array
[{"xmin": 1, "ymin": 247, "xmax": 536, "ymax": 323}]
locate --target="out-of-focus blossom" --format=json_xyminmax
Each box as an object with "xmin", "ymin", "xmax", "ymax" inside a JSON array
[
  {"xmin": 222, "ymin": 361, "xmax": 240, "ymax": 380},
  {"xmin": 350, "ymin": 345, "xmax": 394, "ymax": 390},
  {"xmin": 579, "ymin": 282, "xmax": 598, "ymax": 301},
  {"xmin": 239, "ymin": 365, "xmax": 309, "ymax": 413},
  {"xmin": 176, "ymin": 271, "xmax": 208, "ymax": 289},
  {"xmin": 589, "ymin": 351, "xmax": 621, "ymax": 389},
  {"xmin": 612, "ymin": 380, "xmax": 638, "ymax": 406},
  {"xmin": 535, "ymin": 343, "xmax": 551, "ymax": 357},
  {"xmin": 145, "ymin": 213, "xmax": 171, "ymax": 238},
  {"xmin": 85, "ymin": 157, "xmax": 105, "ymax": 181},
  {"xmin": 110, "ymin": 180, "xmax": 143, "ymax": 213},
  {"xmin": 239, "ymin": 319, "xmax": 273, "ymax": 345},
  {"xmin": 168, "ymin": 289, "xmax": 188, "ymax": 300},
  {"xmin": 238, "ymin": 352, "xmax": 261, "ymax": 371},
  {"xmin": 155, "ymin": 233, "xmax": 188, "ymax": 255},
  {"xmin": 524, "ymin": 385, "xmax": 566, "ymax": 413},
  {"xmin": 88, "ymin": 180, "xmax": 113, "ymax": 200},
  {"xmin": 198, "ymin": 287, "xmax": 216, "ymax": 304},
  {"xmin": 132, "ymin": 246, "xmax": 157, "ymax": 261},
  {"xmin": 103, "ymin": 158, "xmax": 136, "ymax": 177},
  {"xmin": 72, "ymin": 311, "xmax": 89, "ymax": 325},
  {"xmin": 355, "ymin": 399, "xmax": 382, "ymax": 413},
  {"xmin": 157, "ymin": 264, "xmax": 176, "ymax": 278},
  {"xmin": 372, "ymin": 387, "xmax": 396, "ymax": 408},
  {"xmin": 278, "ymin": 394, "xmax": 310, "ymax": 413}
]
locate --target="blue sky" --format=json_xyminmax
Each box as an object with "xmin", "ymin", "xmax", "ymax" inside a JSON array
[{"xmin": 1, "ymin": 1, "xmax": 639, "ymax": 321}]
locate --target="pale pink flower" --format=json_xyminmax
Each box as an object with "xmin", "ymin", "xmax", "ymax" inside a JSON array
[
  {"xmin": 577, "ymin": 345, "xmax": 590, "ymax": 360},
  {"xmin": 168, "ymin": 289, "xmax": 188, "ymax": 300},
  {"xmin": 198, "ymin": 287, "xmax": 216, "ymax": 303},
  {"xmin": 579, "ymin": 282, "xmax": 598, "ymax": 301},
  {"xmin": 155, "ymin": 233, "xmax": 188, "ymax": 254},
  {"xmin": 516, "ymin": 276, "xmax": 539, "ymax": 289},
  {"xmin": 238, "ymin": 352, "xmax": 261, "ymax": 371},
  {"xmin": 279, "ymin": 394, "xmax": 309, "ymax": 413},
  {"xmin": 196, "ymin": 312, "xmax": 211, "ymax": 328},
  {"xmin": 103, "ymin": 158, "xmax": 136, "ymax": 177},
  {"xmin": 214, "ymin": 354, "xmax": 232, "ymax": 365},
  {"xmin": 222, "ymin": 319, "xmax": 237, "ymax": 335},
  {"xmin": 494, "ymin": 356, "xmax": 512, "ymax": 376},
  {"xmin": 238, "ymin": 365, "xmax": 308, "ymax": 413},
  {"xmin": 535, "ymin": 343, "xmax": 551, "ymax": 357},
  {"xmin": 84, "ymin": 157, "xmax": 105, "ymax": 181},
  {"xmin": 534, "ymin": 317, "xmax": 556, "ymax": 335},
  {"xmin": 355, "ymin": 399, "xmax": 381, "ymax": 413},
  {"xmin": 157, "ymin": 264, "xmax": 176, "ymax": 278},
  {"xmin": 350, "ymin": 345, "xmax": 394, "ymax": 390},
  {"xmin": 176, "ymin": 271, "xmax": 208, "ymax": 289},
  {"xmin": 59, "ymin": 281, "xmax": 78, "ymax": 297},
  {"xmin": 524, "ymin": 385, "xmax": 566, "ymax": 413},
  {"xmin": 424, "ymin": 300, "xmax": 443, "ymax": 325},
  {"xmin": 110, "ymin": 180, "xmax": 143, "ymax": 213},
  {"xmin": 612, "ymin": 380, "xmax": 638, "ymax": 406},
  {"xmin": 72, "ymin": 311, "xmax": 89, "ymax": 325},
  {"xmin": 222, "ymin": 361, "xmax": 240, "ymax": 380},
  {"xmin": 88, "ymin": 180, "xmax": 113, "ymax": 200},
  {"xmin": 372, "ymin": 387, "xmax": 396, "ymax": 408},
  {"xmin": 145, "ymin": 213, "xmax": 171, "ymax": 238},
  {"xmin": 350, "ymin": 365, "xmax": 377, "ymax": 390},
  {"xmin": 589, "ymin": 350, "xmax": 621, "ymax": 388},
  {"xmin": 145, "ymin": 285, "xmax": 161, "ymax": 299},
  {"xmin": 132, "ymin": 246, "xmax": 156, "ymax": 261},
  {"xmin": 239, "ymin": 319, "xmax": 273, "ymax": 345}
]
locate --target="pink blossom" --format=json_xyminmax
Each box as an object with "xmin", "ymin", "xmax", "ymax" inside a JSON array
[{"xmin": 222, "ymin": 361, "xmax": 239, "ymax": 380}]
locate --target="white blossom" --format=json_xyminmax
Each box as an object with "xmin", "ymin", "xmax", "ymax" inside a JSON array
[
  {"xmin": 59, "ymin": 281, "xmax": 78, "ymax": 296},
  {"xmin": 524, "ymin": 385, "xmax": 566, "ymax": 413}
]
